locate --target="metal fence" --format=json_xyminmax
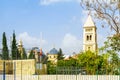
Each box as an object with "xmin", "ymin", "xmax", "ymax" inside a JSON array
[
  {"xmin": 1, "ymin": 75, "xmax": 120, "ymax": 80},
  {"xmin": 1, "ymin": 62, "xmax": 120, "ymax": 80}
]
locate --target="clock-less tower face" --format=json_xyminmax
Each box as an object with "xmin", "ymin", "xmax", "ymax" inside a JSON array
[{"xmin": 83, "ymin": 15, "xmax": 97, "ymax": 52}]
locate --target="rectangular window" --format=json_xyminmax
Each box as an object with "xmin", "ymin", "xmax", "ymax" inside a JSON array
[{"xmin": 85, "ymin": 29, "xmax": 93, "ymax": 32}]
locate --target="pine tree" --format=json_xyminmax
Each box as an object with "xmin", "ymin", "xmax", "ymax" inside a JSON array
[
  {"xmin": 2, "ymin": 32, "xmax": 9, "ymax": 60},
  {"xmin": 11, "ymin": 32, "xmax": 21, "ymax": 60},
  {"xmin": 22, "ymin": 48, "xmax": 27, "ymax": 59},
  {"xmin": 28, "ymin": 50, "xmax": 35, "ymax": 59},
  {"xmin": 57, "ymin": 48, "xmax": 64, "ymax": 60}
]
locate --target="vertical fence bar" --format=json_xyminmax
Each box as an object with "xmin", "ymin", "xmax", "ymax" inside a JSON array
[
  {"xmin": 21, "ymin": 61, "xmax": 22, "ymax": 80},
  {"xmin": 14, "ymin": 62, "xmax": 16, "ymax": 80},
  {"xmin": 3, "ymin": 61, "xmax": 5, "ymax": 80},
  {"xmin": 119, "ymin": 66, "xmax": 120, "ymax": 80},
  {"xmin": 96, "ymin": 68, "xmax": 98, "ymax": 80},
  {"xmin": 56, "ymin": 67, "xmax": 58, "ymax": 80},
  {"xmin": 76, "ymin": 67, "xmax": 77, "ymax": 80}
]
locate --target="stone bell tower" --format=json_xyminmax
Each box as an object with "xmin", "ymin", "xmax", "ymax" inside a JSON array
[
  {"xmin": 83, "ymin": 15, "xmax": 97, "ymax": 52},
  {"xmin": 18, "ymin": 40, "xmax": 24, "ymax": 57}
]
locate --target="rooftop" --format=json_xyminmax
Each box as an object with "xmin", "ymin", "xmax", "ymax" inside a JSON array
[
  {"xmin": 84, "ymin": 15, "xmax": 96, "ymax": 27},
  {"xmin": 49, "ymin": 48, "xmax": 58, "ymax": 54}
]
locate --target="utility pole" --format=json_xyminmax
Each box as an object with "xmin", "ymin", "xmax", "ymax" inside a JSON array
[{"xmin": 37, "ymin": 32, "xmax": 43, "ymax": 80}]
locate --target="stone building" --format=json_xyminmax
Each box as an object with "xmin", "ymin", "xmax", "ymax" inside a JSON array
[
  {"xmin": 47, "ymin": 48, "xmax": 58, "ymax": 63},
  {"xmin": 83, "ymin": 15, "xmax": 98, "ymax": 52}
]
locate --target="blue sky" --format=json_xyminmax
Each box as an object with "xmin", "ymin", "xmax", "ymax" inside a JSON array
[{"xmin": 0, "ymin": 0, "xmax": 112, "ymax": 55}]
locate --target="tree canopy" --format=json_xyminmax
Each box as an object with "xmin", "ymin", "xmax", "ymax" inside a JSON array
[
  {"xmin": 11, "ymin": 32, "xmax": 21, "ymax": 60},
  {"xmin": 2, "ymin": 32, "xmax": 9, "ymax": 60}
]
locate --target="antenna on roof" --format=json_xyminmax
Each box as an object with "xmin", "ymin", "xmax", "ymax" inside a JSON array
[
  {"xmin": 40, "ymin": 32, "xmax": 43, "ymax": 68},
  {"xmin": 40, "ymin": 32, "xmax": 42, "ymax": 49}
]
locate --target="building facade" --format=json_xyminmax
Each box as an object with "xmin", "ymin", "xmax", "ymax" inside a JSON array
[
  {"xmin": 47, "ymin": 48, "xmax": 58, "ymax": 63},
  {"xmin": 83, "ymin": 15, "xmax": 98, "ymax": 52}
]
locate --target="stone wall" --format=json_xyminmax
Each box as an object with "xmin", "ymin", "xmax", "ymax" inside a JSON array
[{"xmin": 0, "ymin": 59, "xmax": 35, "ymax": 75}]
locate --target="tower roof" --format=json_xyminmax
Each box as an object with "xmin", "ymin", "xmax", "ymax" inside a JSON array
[
  {"xmin": 84, "ymin": 15, "xmax": 95, "ymax": 27},
  {"xmin": 49, "ymin": 48, "xmax": 58, "ymax": 54},
  {"xmin": 18, "ymin": 40, "xmax": 23, "ymax": 46}
]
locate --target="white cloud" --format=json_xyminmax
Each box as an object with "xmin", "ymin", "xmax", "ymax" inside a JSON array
[
  {"xmin": 61, "ymin": 33, "xmax": 107, "ymax": 55},
  {"xmin": 61, "ymin": 33, "xmax": 82, "ymax": 55},
  {"xmin": 17, "ymin": 32, "xmax": 47, "ymax": 48},
  {"xmin": 40, "ymin": 0, "xmax": 80, "ymax": 6},
  {"xmin": 40, "ymin": 0, "xmax": 68, "ymax": 5}
]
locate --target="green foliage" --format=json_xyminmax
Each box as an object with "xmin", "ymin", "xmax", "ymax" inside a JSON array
[
  {"xmin": 2, "ymin": 32, "xmax": 9, "ymax": 60},
  {"xmin": 28, "ymin": 50, "xmax": 35, "ymax": 59},
  {"xmin": 57, "ymin": 48, "xmax": 64, "ymax": 60},
  {"xmin": 57, "ymin": 58, "xmax": 78, "ymax": 67},
  {"xmin": 22, "ymin": 48, "xmax": 27, "ymax": 59},
  {"xmin": 78, "ymin": 51, "xmax": 97, "ymax": 74},
  {"xmin": 11, "ymin": 32, "xmax": 21, "ymax": 60},
  {"xmin": 47, "ymin": 61, "xmax": 56, "ymax": 74},
  {"xmin": 108, "ymin": 34, "xmax": 120, "ymax": 52},
  {"xmin": 99, "ymin": 35, "xmax": 120, "ymax": 75},
  {"xmin": 77, "ymin": 51, "xmax": 110, "ymax": 75}
]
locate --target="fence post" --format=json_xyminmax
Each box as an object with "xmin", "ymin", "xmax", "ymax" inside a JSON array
[
  {"xmin": 14, "ymin": 62, "xmax": 16, "ymax": 80},
  {"xmin": 3, "ymin": 61, "xmax": 5, "ymax": 80},
  {"xmin": 56, "ymin": 67, "xmax": 58, "ymax": 80},
  {"xmin": 119, "ymin": 67, "xmax": 120, "ymax": 80},
  {"xmin": 76, "ymin": 67, "xmax": 77, "ymax": 80},
  {"xmin": 21, "ymin": 61, "xmax": 22, "ymax": 80},
  {"xmin": 96, "ymin": 68, "xmax": 98, "ymax": 80}
]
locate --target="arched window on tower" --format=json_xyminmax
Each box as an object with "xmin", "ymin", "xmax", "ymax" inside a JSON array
[
  {"xmin": 86, "ymin": 35, "xmax": 89, "ymax": 41},
  {"xmin": 90, "ymin": 35, "xmax": 92, "ymax": 40}
]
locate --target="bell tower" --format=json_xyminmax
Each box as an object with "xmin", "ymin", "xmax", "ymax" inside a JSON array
[
  {"xmin": 18, "ymin": 40, "xmax": 24, "ymax": 57},
  {"xmin": 83, "ymin": 15, "xmax": 97, "ymax": 52}
]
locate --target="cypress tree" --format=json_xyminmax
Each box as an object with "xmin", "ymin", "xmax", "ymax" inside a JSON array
[
  {"xmin": 2, "ymin": 32, "xmax": 9, "ymax": 60},
  {"xmin": 11, "ymin": 32, "xmax": 21, "ymax": 60},
  {"xmin": 57, "ymin": 48, "xmax": 64, "ymax": 60},
  {"xmin": 22, "ymin": 48, "xmax": 27, "ymax": 59},
  {"xmin": 28, "ymin": 50, "xmax": 35, "ymax": 59}
]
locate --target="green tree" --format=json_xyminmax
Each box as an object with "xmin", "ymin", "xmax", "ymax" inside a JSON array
[
  {"xmin": 2, "ymin": 32, "xmax": 9, "ymax": 60},
  {"xmin": 11, "ymin": 32, "xmax": 21, "ymax": 60},
  {"xmin": 22, "ymin": 48, "xmax": 27, "ymax": 59},
  {"xmin": 57, "ymin": 48, "xmax": 64, "ymax": 60},
  {"xmin": 28, "ymin": 50, "xmax": 35, "ymax": 59},
  {"xmin": 78, "ymin": 51, "xmax": 107, "ymax": 75},
  {"xmin": 47, "ymin": 61, "xmax": 56, "ymax": 74},
  {"xmin": 78, "ymin": 51, "xmax": 96, "ymax": 74},
  {"xmin": 57, "ymin": 57, "xmax": 79, "ymax": 74},
  {"xmin": 57, "ymin": 57, "xmax": 78, "ymax": 67},
  {"xmin": 108, "ymin": 34, "xmax": 120, "ymax": 52},
  {"xmin": 99, "ymin": 40, "xmax": 120, "ymax": 75}
]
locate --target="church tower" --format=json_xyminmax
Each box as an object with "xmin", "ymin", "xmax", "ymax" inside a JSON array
[
  {"xmin": 83, "ymin": 15, "xmax": 97, "ymax": 52},
  {"xmin": 18, "ymin": 40, "xmax": 24, "ymax": 57}
]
